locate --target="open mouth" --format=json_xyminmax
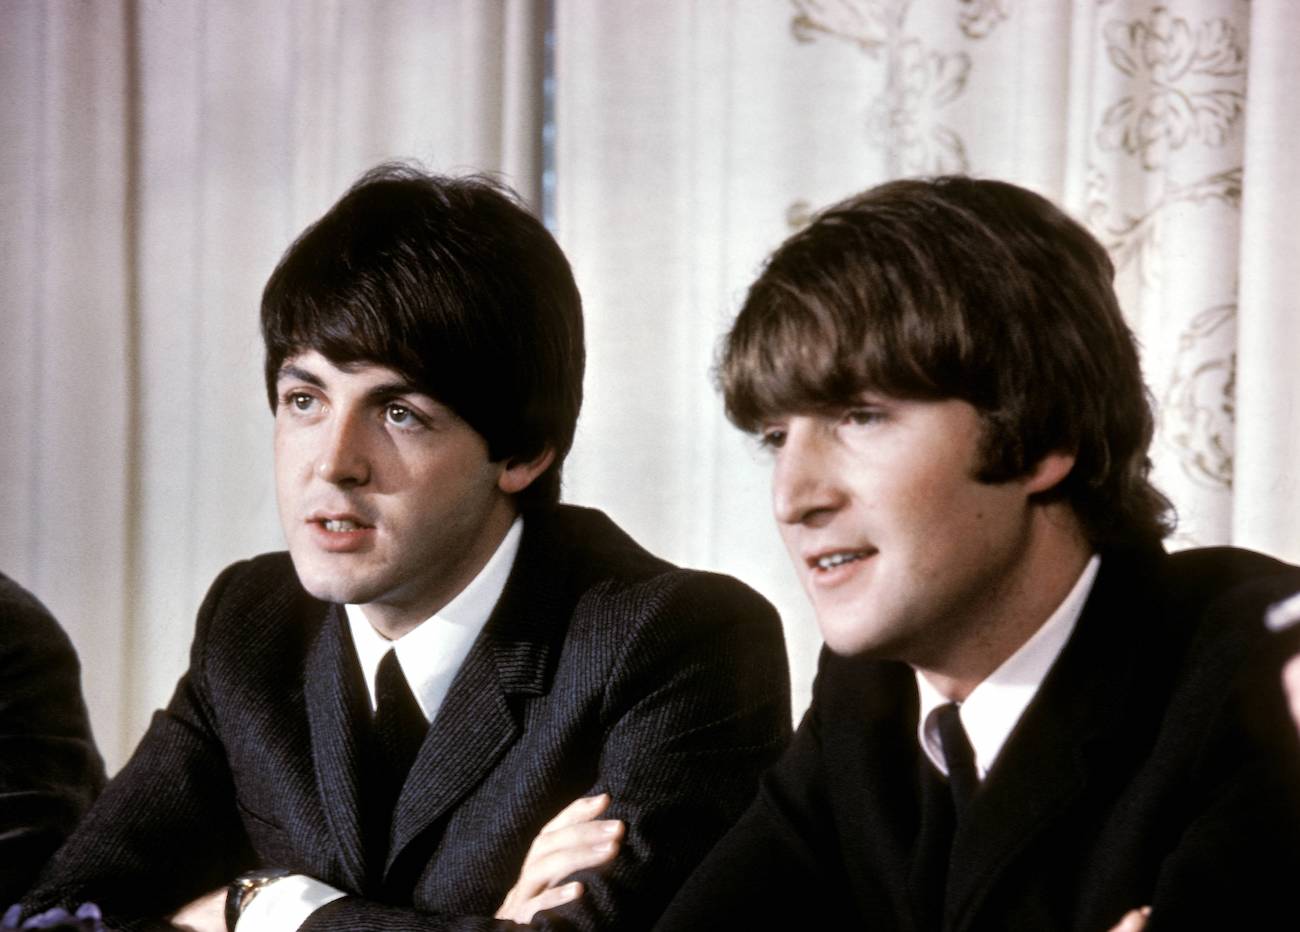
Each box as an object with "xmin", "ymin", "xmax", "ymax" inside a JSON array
[
  {"xmin": 811, "ymin": 550, "xmax": 874, "ymax": 572},
  {"xmin": 308, "ymin": 511, "xmax": 376, "ymax": 536},
  {"xmin": 321, "ymin": 518, "xmax": 371, "ymax": 533}
]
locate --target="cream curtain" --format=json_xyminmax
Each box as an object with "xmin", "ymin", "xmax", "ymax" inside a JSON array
[
  {"xmin": 1, "ymin": 0, "xmax": 545, "ymax": 769},
  {"xmin": 555, "ymin": 0, "xmax": 1300, "ymax": 712},
  {"xmin": 3, "ymin": 0, "xmax": 1297, "ymax": 764}
]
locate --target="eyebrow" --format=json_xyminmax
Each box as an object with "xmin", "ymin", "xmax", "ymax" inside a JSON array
[
  {"xmin": 276, "ymin": 363, "xmax": 326, "ymax": 389},
  {"xmin": 275, "ymin": 362, "xmax": 433, "ymax": 405}
]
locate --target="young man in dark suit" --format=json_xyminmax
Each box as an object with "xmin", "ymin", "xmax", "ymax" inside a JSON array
[
  {"xmin": 652, "ymin": 177, "xmax": 1300, "ymax": 930},
  {"xmin": 19, "ymin": 165, "xmax": 790, "ymax": 931}
]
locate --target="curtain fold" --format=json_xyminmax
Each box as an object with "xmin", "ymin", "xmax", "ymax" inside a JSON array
[
  {"xmin": 1, "ymin": 0, "xmax": 134, "ymax": 761},
  {"xmin": 556, "ymin": 0, "xmax": 1300, "ymax": 717},
  {"xmin": 1234, "ymin": 0, "xmax": 1300, "ymax": 559},
  {"xmin": 3, "ymin": 0, "xmax": 1296, "ymax": 760},
  {"xmin": 1, "ymin": 0, "xmax": 545, "ymax": 769}
]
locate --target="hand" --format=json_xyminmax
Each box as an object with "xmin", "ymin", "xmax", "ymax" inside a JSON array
[
  {"xmin": 1283, "ymin": 653, "xmax": 1300, "ymax": 733},
  {"xmin": 1107, "ymin": 906, "xmax": 1151, "ymax": 932},
  {"xmin": 168, "ymin": 887, "xmax": 227, "ymax": 932},
  {"xmin": 495, "ymin": 793, "xmax": 625, "ymax": 925}
]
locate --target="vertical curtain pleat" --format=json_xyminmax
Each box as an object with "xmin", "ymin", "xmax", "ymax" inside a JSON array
[
  {"xmin": 1234, "ymin": 0, "xmax": 1300, "ymax": 560},
  {"xmin": 556, "ymin": 0, "xmax": 1300, "ymax": 719},
  {"xmin": 1, "ymin": 0, "xmax": 545, "ymax": 770},
  {"xmin": 1, "ymin": 0, "xmax": 134, "ymax": 761},
  {"xmin": 2, "ymin": 0, "xmax": 1295, "ymax": 758}
]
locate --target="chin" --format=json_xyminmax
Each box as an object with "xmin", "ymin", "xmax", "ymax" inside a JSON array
[
  {"xmin": 290, "ymin": 557, "xmax": 361, "ymax": 605},
  {"xmin": 817, "ymin": 618, "xmax": 878, "ymax": 657},
  {"xmin": 296, "ymin": 575, "xmax": 351, "ymax": 605},
  {"xmin": 815, "ymin": 602, "xmax": 906, "ymax": 659}
]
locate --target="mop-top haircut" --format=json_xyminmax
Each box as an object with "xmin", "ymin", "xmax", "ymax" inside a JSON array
[
  {"xmin": 722, "ymin": 175, "xmax": 1172, "ymax": 547},
  {"xmin": 261, "ymin": 163, "xmax": 584, "ymax": 507}
]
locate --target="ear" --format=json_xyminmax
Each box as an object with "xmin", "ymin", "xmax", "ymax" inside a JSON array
[
  {"xmin": 1023, "ymin": 449, "xmax": 1075, "ymax": 496},
  {"xmin": 497, "ymin": 447, "xmax": 556, "ymax": 495}
]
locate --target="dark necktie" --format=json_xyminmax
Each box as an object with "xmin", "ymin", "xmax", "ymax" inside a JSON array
[
  {"xmin": 374, "ymin": 648, "xmax": 427, "ymax": 781},
  {"xmin": 910, "ymin": 702, "xmax": 979, "ymax": 930},
  {"xmin": 365, "ymin": 649, "xmax": 428, "ymax": 870},
  {"xmin": 935, "ymin": 702, "xmax": 978, "ymax": 816}
]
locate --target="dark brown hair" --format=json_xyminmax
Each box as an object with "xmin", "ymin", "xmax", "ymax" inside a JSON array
[
  {"xmin": 261, "ymin": 163, "xmax": 584, "ymax": 508},
  {"xmin": 722, "ymin": 176, "xmax": 1173, "ymax": 547}
]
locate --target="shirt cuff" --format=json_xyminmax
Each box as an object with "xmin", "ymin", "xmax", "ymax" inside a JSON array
[{"xmin": 235, "ymin": 874, "xmax": 347, "ymax": 932}]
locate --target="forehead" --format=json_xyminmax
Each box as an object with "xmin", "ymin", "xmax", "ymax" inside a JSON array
[
  {"xmin": 276, "ymin": 350, "xmax": 432, "ymax": 398},
  {"xmin": 278, "ymin": 350, "xmax": 401, "ymax": 382}
]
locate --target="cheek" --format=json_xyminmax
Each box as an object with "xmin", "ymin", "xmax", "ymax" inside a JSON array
[
  {"xmin": 273, "ymin": 428, "xmax": 314, "ymax": 477},
  {"xmin": 777, "ymin": 523, "xmax": 801, "ymax": 558},
  {"xmin": 272, "ymin": 447, "xmax": 296, "ymax": 502}
]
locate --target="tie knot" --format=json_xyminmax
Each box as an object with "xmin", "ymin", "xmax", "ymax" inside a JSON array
[{"xmin": 934, "ymin": 702, "xmax": 978, "ymax": 814}]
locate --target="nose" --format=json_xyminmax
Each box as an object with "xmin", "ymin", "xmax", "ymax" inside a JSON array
[
  {"xmin": 315, "ymin": 411, "xmax": 371, "ymax": 486},
  {"xmin": 772, "ymin": 419, "xmax": 843, "ymax": 528}
]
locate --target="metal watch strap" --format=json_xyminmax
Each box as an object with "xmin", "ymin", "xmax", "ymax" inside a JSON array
[{"xmin": 225, "ymin": 867, "xmax": 293, "ymax": 932}]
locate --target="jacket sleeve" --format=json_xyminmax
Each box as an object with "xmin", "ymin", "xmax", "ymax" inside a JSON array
[
  {"xmin": 19, "ymin": 563, "xmax": 257, "ymax": 932},
  {"xmin": 0, "ymin": 577, "xmax": 107, "ymax": 905},
  {"xmin": 1142, "ymin": 593, "xmax": 1300, "ymax": 931},
  {"xmin": 652, "ymin": 691, "xmax": 860, "ymax": 931},
  {"xmin": 300, "ymin": 571, "xmax": 794, "ymax": 932}
]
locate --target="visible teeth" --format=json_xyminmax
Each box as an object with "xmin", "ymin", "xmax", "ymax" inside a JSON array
[
  {"xmin": 816, "ymin": 551, "xmax": 866, "ymax": 570},
  {"xmin": 323, "ymin": 519, "xmax": 361, "ymax": 532}
]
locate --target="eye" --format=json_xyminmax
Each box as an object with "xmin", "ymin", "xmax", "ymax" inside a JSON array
[
  {"xmin": 282, "ymin": 391, "xmax": 317, "ymax": 413},
  {"xmin": 842, "ymin": 407, "xmax": 885, "ymax": 427},
  {"xmin": 385, "ymin": 403, "xmax": 425, "ymax": 429},
  {"xmin": 757, "ymin": 427, "xmax": 787, "ymax": 451}
]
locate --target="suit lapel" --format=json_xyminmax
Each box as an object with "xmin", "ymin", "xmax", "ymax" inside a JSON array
[
  {"xmin": 385, "ymin": 511, "xmax": 571, "ymax": 873},
  {"xmin": 823, "ymin": 655, "xmax": 923, "ymax": 916},
  {"xmin": 304, "ymin": 604, "xmax": 371, "ymax": 893},
  {"xmin": 945, "ymin": 549, "xmax": 1163, "ymax": 927}
]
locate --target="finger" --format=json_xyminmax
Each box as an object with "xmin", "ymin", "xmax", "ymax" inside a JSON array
[
  {"xmin": 527, "ymin": 832, "xmax": 621, "ymax": 888},
  {"xmin": 499, "ymin": 881, "xmax": 585, "ymax": 924},
  {"xmin": 1107, "ymin": 906, "xmax": 1151, "ymax": 932},
  {"xmin": 513, "ymin": 833, "xmax": 622, "ymax": 901},
  {"xmin": 519, "ymin": 821, "xmax": 623, "ymax": 889},
  {"xmin": 527, "ymin": 818, "xmax": 625, "ymax": 862},
  {"xmin": 1283, "ymin": 655, "xmax": 1300, "ymax": 728},
  {"xmin": 538, "ymin": 793, "xmax": 611, "ymax": 836}
]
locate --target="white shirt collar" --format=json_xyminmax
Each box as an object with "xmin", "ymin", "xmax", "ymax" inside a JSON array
[
  {"xmin": 916, "ymin": 554, "xmax": 1101, "ymax": 780},
  {"xmin": 346, "ymin": 515, "xmax": 523, "ymax": 722}
]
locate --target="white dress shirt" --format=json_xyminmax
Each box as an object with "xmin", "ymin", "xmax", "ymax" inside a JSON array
[
  {"xmin": 345, "ymin": 515, "xmax": 523, "ymax": 721},
  {"xmin": 238, "ymin": 516, "xmax": 523, "ymax": 932},
  {"xmin": 916, "ymin": 554, "xmax": 1101, "ymax": 781}
]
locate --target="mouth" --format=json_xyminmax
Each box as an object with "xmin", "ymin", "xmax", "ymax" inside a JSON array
[
  {"xmin": 320, "ymin": 518, "xmax": 370, "ymax": 533},
  {"xmin": 307, "ymin": 511, "xmax": 376, "ymax": 533},
  {"xmin": 807, "ymin": 548, "xmax": 875, "ymax": 573},
  {"xmin": 305, "ymin": 512, "xmax": 377, "ymax": 554}
]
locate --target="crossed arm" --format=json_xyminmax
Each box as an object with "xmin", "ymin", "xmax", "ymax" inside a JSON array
[
  {"xmin": 168, "ymin": 795, "xmax": 625, "ymax": 931},
  {"xmin": 21, "ymin": 566, "xmax": 789, "ymax": 931}
]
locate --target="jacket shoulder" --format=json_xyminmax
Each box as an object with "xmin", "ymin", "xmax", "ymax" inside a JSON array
[
  {"xmin": 543, "ymin": 504, "xmax": 778, "ymax": 621},
  {"xmin": 0, "ymin": 571, "xmax": 77, "ymax": 670},
  {"xmin": 538, "ymin": 504, "xmax": 769, "ymax": 608},
  {"xmin": 1161, "ymin": 546, "xmax": 1300, "ymax": 626},
  {"xmin": 191, "ymin": 551, "xmax": 322, "ymax": 649}
]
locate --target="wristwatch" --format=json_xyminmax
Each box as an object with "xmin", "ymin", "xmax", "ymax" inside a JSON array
[{"xmin": 225, "ymin": 867, "xmax": 292, "ymax": 931}]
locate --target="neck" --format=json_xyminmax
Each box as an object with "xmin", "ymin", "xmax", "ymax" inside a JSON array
[
  {"xmin": 360, "ymin": 499, "xmax": 518, "ymax": 641},
  {"xmin": 916, "ymin": 502, "xmax": 1092, "ymax": 702}
]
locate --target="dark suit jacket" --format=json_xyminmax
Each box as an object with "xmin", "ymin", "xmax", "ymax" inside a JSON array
[
  {"xmin": 0, "ymin": 573, "xmax": 106, "ymax": 904},
  {"xmin": 657, "ymin": 546, "xmax": 1300, "ymax": 931},
  {"xmin": 24, "ymin": 505, "xmax": 791, "ymax": 931}
]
